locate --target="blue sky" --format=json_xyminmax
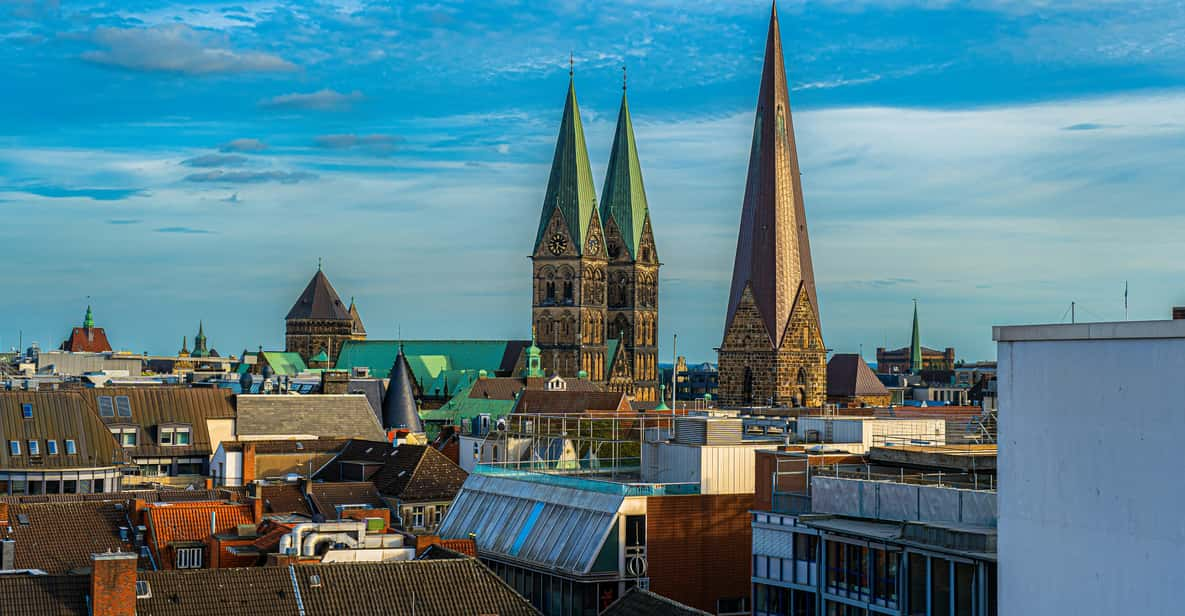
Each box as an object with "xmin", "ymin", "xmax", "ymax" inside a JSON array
[{"xmin": 1, "ymin": 0, "xmax": 1184, "ymax": 363}]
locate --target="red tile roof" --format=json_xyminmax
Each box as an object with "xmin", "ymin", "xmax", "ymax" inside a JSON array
[
  {"xmin": 146, "ymin": 502, "xmax": 254, "ymax": 547},
  {"xmin": 61, "ymin": 327, "xmax": 112, "ymax": 353}
]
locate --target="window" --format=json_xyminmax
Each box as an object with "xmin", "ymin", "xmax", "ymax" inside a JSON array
[
  {"xmin": 159, "ymin": 426, "xmax": 191, "ymax": 446},
  {"xmin": 176, "ymin": 547, "xmax": 203, "ymax": 569},
  {"xmin": 21, "ymin": 404, "xmax": 32, "ymax": 419},
  {"xmin": 110, "ymin": 428, "xmax": 137, "ymax": 447},
  {"xmin": 46, "ymin": 440, "xmax": 58, "ymax": 455},
  {"xmin": 115, "ymin": 396, "xmax": 132, "ymax": 417},
  {"xmin": 412, "ymin": 506, "xmax": 425, "ymax": 528},
  {"xmin": 175, "ymin": 429, "xmax": 190, "ymax": 445},
  {"xmin": 27, "ymin": 440, "xmax": 39, "ymax": 456},
  {"xmin": 97, "ymin": 396, "xmax": 115, "ymax": 417},
  {"xmin": 135, "ymin": 580, "xmax": 152, "ymax": 599},
  {"xmin": 433, "ymin": 505, "xmax": 447, "ymax": 528},
  {"xmin": 65, "ymin": 440, "xmax": 77, "ymax": 455},
  {"xmin": 9, "ymin": 441, "xmax": 19, "ymax": 456}
]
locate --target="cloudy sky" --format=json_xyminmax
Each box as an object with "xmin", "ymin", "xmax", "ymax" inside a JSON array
[{"xmin": 1, "ymin": 0, "xmax": 1183, "ymax": 363}]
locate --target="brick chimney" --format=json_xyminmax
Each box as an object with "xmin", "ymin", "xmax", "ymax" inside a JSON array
[
  {"xmin": 321, "ymin": 369, "xmax": 350, "ymax": 395},
  {"xmin": 1173, "ymin": 307, "xmax": 1185, "ymax": 320},
  {"xmin": 0, "ymin": 502, "xmax": 8, "ymax": 526},
  {"xmin": 248, "ymin": 481, "xmax": 265, "ymax": 523},
  {"xmin": 90, "ymin": 552, "xmax": 137, "ymax": 616},
  {"xmin": 242, "ymin": 442, "xmax": 257, "ymax": 485}
]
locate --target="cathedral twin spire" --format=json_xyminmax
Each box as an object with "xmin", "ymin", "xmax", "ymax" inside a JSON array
[{"xmin": 533, "ymin": 73, "xmax": 652, "ymax": 258}]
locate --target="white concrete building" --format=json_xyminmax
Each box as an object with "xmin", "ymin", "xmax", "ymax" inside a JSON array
[{"xmin": 995, "ymin": 319, "xmax": 1185, "ymax": 614}]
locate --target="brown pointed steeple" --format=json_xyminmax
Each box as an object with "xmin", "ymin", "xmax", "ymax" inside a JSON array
[
  {"xmin": 723, "ymin": 2, "xmax": 818, "ymax": 347},
  {"xmin": 286, "ymin": 269, "xmax": 351, "ymax": 321}
]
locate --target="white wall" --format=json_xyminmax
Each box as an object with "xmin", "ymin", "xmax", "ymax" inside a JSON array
[{"xmin": 997, "ymin": 322, "xmax": 1185, "ymax": 614}]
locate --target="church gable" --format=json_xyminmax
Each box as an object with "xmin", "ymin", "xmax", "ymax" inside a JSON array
[
  {"xmin": 636, "ymin": 217, "xmax": 658, "ymax": 264},
  {"xmin": 721, "ymin": 284, "xmax": 774, "ymax": 351},
  {"xmin": 777, "ymin": 283, "xmax": 824, "ymax": 352},
  {"xmin": 583, "ymin": 209, "xmax": 606, "ymax": 258},
  {"xmin": 534, "ymin": 207, "xmax": 576, "ymax": 258},
  {"xmin": 603, "ymin": 215, "xmax": 631, "ymax": 264},
  {"xmin": 608, "ymin": 339, "xmax": 632, "ymax": 381}
]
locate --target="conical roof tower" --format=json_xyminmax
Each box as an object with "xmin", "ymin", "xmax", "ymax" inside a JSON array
[
  {"xmin": 910, "ymin": 300, "xmax": 922, "ymax": 374},
  {"xmin": 600, "ymin": 85, "xmax": 653, "ymax": 260},
  {"xmin": 533, "ymin": 73, "xmax": 599, "ymax": 254},
  {"xmin": 382, "ymin": 344, "xmax": 423, "ymax": 432},
  {"xmin": 723, "ymin": 1, "xmax": 819, "ymax": 347}
]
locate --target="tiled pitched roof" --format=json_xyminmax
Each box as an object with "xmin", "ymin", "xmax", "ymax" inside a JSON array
[
  {"xmin": 0, "ymin": 573, "xmax": 88, "ymax": 616},
  {"xmin": 0, "ymin": 391, "xmax": 127, "ymax": 471},
  {"xmin": 61, "ymin": 327, "xmax": 113, "ymax": 353},
  {"xmin": 0, "ymin": 488, "xmax": 228, "ymax": 505},
  {"xmin": 260, "ymin": 484, "xmax": 312, "ymax": 517},
  {"xmin": 370, "ymin": 445, "xmax": 468, "ymax": 503},
  {"xmin": 313, "ymin": 439, "xmax": 396, "ymax": 482},
  {"xmin": 601, "ymin": 587, "xmax": 711, "ymax": 616},
  {"xmin": 293, "ymin": 560, "xmax": 540, "ymax": 616},
  {"xmin": 826, "ymin": 354, "xmax": 890, "ymax": 397},
  {"xmin": 136, "ymin": 567, "xmax": 297, "ymax": 616},
  {"xmin": 306, "ymin": 482, "xmax": 385, "ymax": 519},
  {"xmin": 146, "ymin": 502, "xmax": 254, "ymax": 547},
  {"xmin": 79, "ymin": 387, "xmax": 235, "ymax": 458},
  {"xmin": 512, "ymin": 390, "xmax": 628, "ymax": 414},
  {"xmin": 0, "ymin": 501, "xmax": 132, "ymax": 574},
  {"xmin": 219, "ymin": 438, "xmax": 350, "ymax": 455},
  {"xmin": 234, "ymin": 395, "xmax": 386, "ymax": 441}
]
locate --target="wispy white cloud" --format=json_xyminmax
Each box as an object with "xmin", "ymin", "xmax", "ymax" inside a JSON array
[
  {"xmin": 259, "ymin": 89, "xmax": 364, "ymax": 111},
  {"xmin": 220, "ymin": 138, "xmax": 269, "ymax": 152},
  {"xmin": 82, "ymin": 24, "xmax": 297, "ymax": 75}
]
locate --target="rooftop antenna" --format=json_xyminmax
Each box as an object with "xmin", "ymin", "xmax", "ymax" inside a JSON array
[
  {"xmin": 622, "ymin": 65, "xmax": 627, "ymax": 91},
  {"xmin": 569, "ymin": 51, "xmax": 574, "ymax": 77},
  {"xmin": 1124, "ymin": 281, "xmax": 1129, "ymax": 321},
  {"xmin": 317, "ymin": 257, "xmax": 322, "ymax": 272}
]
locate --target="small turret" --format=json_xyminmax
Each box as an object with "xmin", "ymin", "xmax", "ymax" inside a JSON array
[{"xmin": 83, "ymin": 305, "xmax": 95, "ymax": 329}]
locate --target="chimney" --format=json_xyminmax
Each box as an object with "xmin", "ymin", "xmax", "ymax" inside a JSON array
[
  {"xmin": 1, "ymin": 539, "xmax": 14, "ymax": 570},
  {"xmin": 242, "ymin": 442, "xmax": 257, "ymax": 485},
  {"xmin": 0, "ymin": 502, "xmax": 8, "ymax": 526},
  {"xmin": 1173, "ymin": 307, "xmax": 1185, "ymax": 320},
  {"xmin": 90, "ymin": 552, "xmax": 137, "ymax": 616},
  {"xmin": 321, "ymin": 369, "xmax": 350, "ymax": 395},
  {"xmin": 249, "ymin": 481, "xmax": 265, "ymax": 524}
]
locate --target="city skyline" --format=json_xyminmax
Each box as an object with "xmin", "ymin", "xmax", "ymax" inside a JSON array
[{"xmin": 3, "ymin": 1, "xmax": 1185, "ymax": 362}]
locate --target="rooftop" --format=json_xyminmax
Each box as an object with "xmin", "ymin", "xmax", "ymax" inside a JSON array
[{"xmin": 993, "ymin": 318, "xmax": 1185, "ymax": 342}]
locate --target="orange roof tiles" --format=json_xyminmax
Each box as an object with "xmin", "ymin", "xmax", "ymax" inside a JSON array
[{"xmin": 147, "ymin": 502, "xmax": 254, "ymax": 547}]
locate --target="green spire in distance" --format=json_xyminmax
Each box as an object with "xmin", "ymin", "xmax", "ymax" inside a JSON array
[
  {"xmin": 534, "ymin": 75, "xmax": 599, "ymax": 254},
  {"xmin": 83, "ymin": 305, "xmax": 95, "ymax": 329}
]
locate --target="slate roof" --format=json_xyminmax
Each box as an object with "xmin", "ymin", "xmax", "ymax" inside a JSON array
[
  {"xmin": 219, "ymin": 439, "xmax": 350, "ymax": 455},
  {"xmin": 513, "ymin": 390, "xmax": 628, "ymax": 414},
  {"xmin": 145, "ymin": 502, "xmax": 254, "ymax": 547},
  {"xmin": 0, "ymin": 501, "xmax": 133, "ymax": 574},
  {"xmin": 285, "ymin": 270, "xmax": 352, "ymax": 321},
  {"xmin": 78, "ymin": 387, "xmax": 235, "ymax": 458},
  {"xmin": 826, "ymin": 354, "xmax": 891, "ymax": 398},
  {"xmin": 0, "ymin": 573, "xmax": 89, "ymax": 616},
  {"xmin": 306, "ymin": 482, "xmax": 386, "ymax": 518},
  {"xmin": 368, "ymin": 445, "xmax": 468, "ymax": 503},
  {"xmin": 60, "ymin": 327, "xmax": 112, "ymax": 353},
  {"xmin": 260, "ymin": 484, "xmax": 312, "ymax": 517},
  {"xmin": 381, "ymin": 346, "xmax": 422, "ymax": 431},
  {"xmin": 345, "ymin": 378, "xmax": 384, "ymax": 419},
  {"xmin": 234, "ymin": 395, "xmax": 386, "ymax": 441},
  {"xmin": 601, "ymin": 587, "xmax": 711, "ymax": 616},
  {"xmin": 313, "ymin": 439, "xmax": 395, "ymax": 481},
  {"xmin": 0, "ymin": 391, "xmax": 126, "ymax": 471}
]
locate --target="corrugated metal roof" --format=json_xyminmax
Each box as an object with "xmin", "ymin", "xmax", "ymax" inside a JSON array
[{"xmin": 438, "ymin": 474, "xmax": 622, "ymax": 575}]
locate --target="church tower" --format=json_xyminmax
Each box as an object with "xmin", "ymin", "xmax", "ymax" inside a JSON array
[
  {"xmin": 285, "ymin": 266, "xmax": 356, "ymax": 367},
  {"xmin": 718, "ymin": 4, "xmax": 826, "ymax": 407},
  {"xmin": 531, "ymin": 72, "xmax": 608, "ymax": 381},
  {"xmin": 600, "ymin": 79, "xmax": 660, "ymax": 402}
]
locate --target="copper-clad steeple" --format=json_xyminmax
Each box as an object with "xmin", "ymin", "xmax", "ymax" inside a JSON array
[{"xmin": 723, "ymin": 2, "xmax": 818, "ymax": 347}]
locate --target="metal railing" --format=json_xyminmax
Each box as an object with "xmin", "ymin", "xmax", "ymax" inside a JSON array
[{"xmin": 812, "ymin": 464, "xmax": 996, "ymax": 491}]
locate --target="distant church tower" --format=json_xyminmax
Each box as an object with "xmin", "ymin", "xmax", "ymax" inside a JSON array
[
  {"xmin": 531, "ymin": 71, "xmax": 609, "ymax": 381},
  {"xmin": 285, "ymin": 266, "xmax": 364, "ymax": 367},
  {"xmin": 601, "ymin": 77, "xmax": 660, "ymax": 402},
  {"xmin": 718, "ymin": 4, "xmax": 826, "ymax": 407}
]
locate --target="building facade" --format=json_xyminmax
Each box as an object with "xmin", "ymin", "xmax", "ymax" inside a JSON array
[
  {"xmin": 530, "ymin": 73, "xmax": 660, "ymax": 400},
  {"xmin": 718, "ymin": 4, "xmax": 826, "ymax": 408}
]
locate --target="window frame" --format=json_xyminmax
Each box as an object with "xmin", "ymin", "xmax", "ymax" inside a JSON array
[
  {"xmin": 27, "ymin": 440, "xmax": 39, "ymax": 456},
  {"xmin": 65, "ymin": 439, "xmax": 77, "ymax": 455},
  {"xmin": 411, "ymin": 506, "xmax": 425, "ymax": 528},
  {"xmin": 9, "ymin": 441, "xmax": 20, "ymax": 456},
  {"xmin": 175, "ymin": 546, "xmax": 203, "ymax": 569},
  {"xmin": 46, "ymin": 440, "xmax": 58, "ymax": 455},
  {"xmin": 97, "ymin": 396, "xmax": 115, "ymax": 417},
  {"xmin": 21, "ymin": 404, "xmax": 32, "ymax": 419}
]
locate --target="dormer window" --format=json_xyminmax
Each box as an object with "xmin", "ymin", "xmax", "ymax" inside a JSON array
[
  {"xmin": 546, "ymin": 375, "xmax": 568, "ymax": 391},
  {"xmin": 159, "ymin": 426, "xmax": 192, "ymax": 446},
  {"xmin": 110, "ymin": 427, "xmax": 137, "ymax": 447}
]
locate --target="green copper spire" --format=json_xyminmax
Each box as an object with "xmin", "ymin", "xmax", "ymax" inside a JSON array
[
  {"xmin": 600, "ymin": 86, "xmax": 652, "ymax": 259},
  {"xmin": 654, "ymin": 383, "xmax": 670, "ymax": 411},
  {"xmin": 83, "ymin": 305, "xmax": 95, "ymax": 329},
  {"xmin": 192, "ymin": 321, "xmax": 209, "ymax": 357},
  {"xmin": 534, "ymin": 75, "xmax": 599, "ymax": 254},
  {"xmin": 525, "ymin": 327, "xmax": 544, "ymax": 378},
  {"xmin": 910, "ymin": 300, "xmax": 922, "ymax": 374}
]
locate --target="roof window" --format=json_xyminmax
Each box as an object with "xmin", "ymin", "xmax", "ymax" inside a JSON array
[{"xmin": 21, "ymin": 404, "xmax": 32, "ymax": 419}]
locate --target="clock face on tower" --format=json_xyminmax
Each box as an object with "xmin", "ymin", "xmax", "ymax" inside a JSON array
[
  {"xmin": 548, "ymin": 233, "xmax": 568, "ymax": 255},
  {"xmin": 587, "ymin": 234, "xmax": 600, "ymax": 254}
]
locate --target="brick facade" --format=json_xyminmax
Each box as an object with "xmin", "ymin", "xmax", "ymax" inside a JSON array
[
  {"xmin": 90, "ymin": 552, "xmax": 137, "ymax": 616},
  {"xmin": 718, "ymin": 285, "xmax": 826, "ymax": 407},
  {"xmin": 645, "ymin": 493, "xmax": 754, "ymax": 613}
]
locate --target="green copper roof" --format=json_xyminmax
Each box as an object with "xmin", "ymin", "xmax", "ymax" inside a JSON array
[
  {"xmin": 192, "ymin": 321, "xmax": 209, "ymax": 357},
  {"xmin": 310, "ymin": 350, "xmax": 330, "ymax": 363},
  {"xmin": 83, "ymin": 306, "xmax": 95, "ymax": 329},
  {"xmin": 910, "ymin": 300, "xmax": 922, "ymax": 374},
  {"xmin": 600, "ymin": 91, "xmax": 651, "ymax": 259},
  {"xmin": 534, "ymin": 78, "xmax": 599, "ymax": 253},
  {"xmin": 335, "ymin": 339, "xmax": 522, "ymax": 383},
  {"xmin": 655, "ymin": 384, "xmax": 670, "ymax": 411},
  {"xmin": 261, "ymin": 351, "xmax": 307, "ymax": 377}
]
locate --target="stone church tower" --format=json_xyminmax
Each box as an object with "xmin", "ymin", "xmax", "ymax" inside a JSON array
[
  {"xmin": 531, "ymin": 74, "xmax": 608, "ymax": 381},
  {"xmin": 285, "ymin": 267, "xmax": 365, "ymax": 367},
  {"xmin": 601, "ymin": 84, "xmax": 660, "ymax": 402},
  {"xmin": 718, "ymin": 4, "xmax": 826, "ymax": 407}
]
